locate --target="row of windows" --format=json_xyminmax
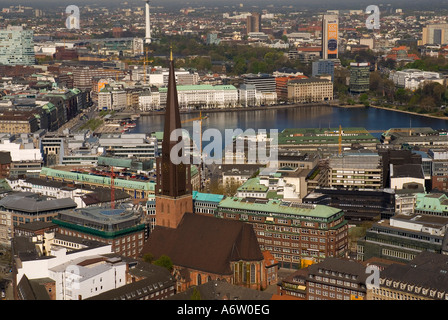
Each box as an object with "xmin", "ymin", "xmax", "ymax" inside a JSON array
[{"xmin": 382, "ymin": 248, "xmax": 417, "ymax": 261}]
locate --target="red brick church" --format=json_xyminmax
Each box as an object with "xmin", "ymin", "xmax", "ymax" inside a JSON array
[{"xmin": 140, "ymin": 51, "xmax": 268, "ymax": 292}]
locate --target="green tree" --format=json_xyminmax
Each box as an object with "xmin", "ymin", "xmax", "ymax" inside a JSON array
[{"xmin": 154, "ymin": 255, "xmax": 174, "ymax": 272}]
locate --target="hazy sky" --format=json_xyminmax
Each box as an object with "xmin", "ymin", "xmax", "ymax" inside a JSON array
[{"xmin": 1, "ymin": 0, "xmax": 447, "ymax": 10}]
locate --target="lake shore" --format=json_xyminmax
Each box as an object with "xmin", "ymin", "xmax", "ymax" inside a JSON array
[
  {"xmin": 120, "ymin": 102, "xmax": 339, "ymax": 117},
  {"xmin": 113, "ymin": 101, "xmax": 448, "ymax": 122},
  {"xmin": 367, "ymin": 105, "xmax": 448, "ymax": 121}
]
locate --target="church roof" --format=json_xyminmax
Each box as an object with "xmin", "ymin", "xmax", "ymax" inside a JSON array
[{"xmin": 140, "ymin": 212, "xmax": 263, "ymax": 275}]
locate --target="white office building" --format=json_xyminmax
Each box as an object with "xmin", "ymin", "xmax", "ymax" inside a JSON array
[
  {"xmin": 389, "ymin": 69, "xmax": 444, "ymax": 91},
  {"xmin": 138, "ymin": 89, "xmax": 161, "ymax": 111},
  {"xmin": 98, "ymin": 86, "xmax": 127, "ymax": 110},
  {"xmin": 14, "ymin": 232, "xmax": 127, "ymax": 300},
  {"xmin": 159, "ymin": 84, "xmax": 239, "ymax": 109}
]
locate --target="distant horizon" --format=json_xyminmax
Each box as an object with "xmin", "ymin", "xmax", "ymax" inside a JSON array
[{"xmin": 1, "ymin": 0, "xmax": 448, "ymax": 10}]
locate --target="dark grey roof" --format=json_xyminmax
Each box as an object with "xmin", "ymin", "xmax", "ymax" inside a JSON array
[
  {"xmin": 12, "ymin": 233, "xmax": 110, "ymax": 262},
  {"xmin": 0, "ymin": 192, "xmax": 77, "ymax": 213},
  {"xmin": 14, "ymin": 220, "xmax": 57, "ymax": 232},
  {"xmin": 0, "ymin": 151, "xmax": 11, "ymax": 164},
  {"xmin": 168, "ymin": 280, "xmax": 273, "ymax": 300},
  {"xmin": 17, "ymin": 275, "xmax": 52, "ymax": 300},
  {"xmin": 391, "ymin": 164, "xmax": 425, "ymax": 179},
  {"xmin": 23, "ymin": 177, "xmax": 75, "ymax": 189},
  {"xmin": 381, "ymin": 251, "xmax": 448, "ymax": 295},
  {"xmin": 308, "ymin": 257, "xmax": 368, "ymax": 283},
  {"xmin": 86, "ymin": 260, "xmax": 175, "ymax": 300},
  {"xmin": 12, "ymin": 236, "xmax": 45, "ymax": 262}
]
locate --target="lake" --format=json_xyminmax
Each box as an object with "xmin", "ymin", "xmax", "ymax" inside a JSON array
[{"xmin": 134, "ymin": 105, "xmax": 448, "ymax": 147}]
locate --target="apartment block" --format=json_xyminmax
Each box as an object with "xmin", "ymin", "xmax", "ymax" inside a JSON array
[
  {"xmin": 370, "ymin": 251, "xmax": 448, "ymax": 300},
  {"xmin": 0, "ymin": 110, "xmax": 39, "ymax": 134},
  {"xmin": 421, "ymin": 23, "xmax": 448, "ymax": 45},
  {"xmin": 328, "ymin": 151, "xmax": 383, "ymax": 190},
  {"xmin": 0, "ymin": 192, "xmax": 77, "ymax": 245},
  {"xmin": 287, "ymin": 78, "xmax": 333, "ymax": 103},
  {"xmin": 216, "ymin": 197, "xmax": 348, "ymax": 269},
  {"xmin": 306, "ymin": 257, "xmax": 367, "ymax": 300}
]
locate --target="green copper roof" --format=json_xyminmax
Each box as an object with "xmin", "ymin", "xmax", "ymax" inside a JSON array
[
  {"xmin": 415, "ymin": 193, "xmax": 448, "ymax": 213},
  {"xmin": 237, "ymin": 177, "xmax": 268, "ymax": 192},
  {"xmin": 192, "ymin": 191, "xmax": 224, "ymax": 203},
  {"xmin": 278, "ymin": 127, "xmax": 378, "ymax": 145},
  {"xmin": 39, "ymin": 167, "xmax": 155, "ymax": 191},
  {"xmin": 218, "ymin": 196, "xmax": 342, "ymax": 220},
  {"xmin": 151, "ymin": 131, "xmax": 164, "ymax": 140}
]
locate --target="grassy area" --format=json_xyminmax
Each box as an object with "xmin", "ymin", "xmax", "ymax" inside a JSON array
[{"xmin": 80, "ymin": 118, "xmax": 104, "ymax": 131}]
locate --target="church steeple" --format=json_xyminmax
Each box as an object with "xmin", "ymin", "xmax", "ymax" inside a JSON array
[{"xmin": 156, "ymin": 47, "xmax": 191, "ymax": 198}]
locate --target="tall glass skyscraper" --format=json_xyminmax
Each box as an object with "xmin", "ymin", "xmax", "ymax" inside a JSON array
[
  {"xmin": 349, "ymin": 62, "xmax": 371, "ymax": 94},
  {"xmin": 0, "ymin": 25, "xmax": 35, "ymax": 66}
]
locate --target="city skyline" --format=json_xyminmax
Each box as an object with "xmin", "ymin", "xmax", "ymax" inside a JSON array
[
  {"xmin": 1, "ymin": 0, "xmax": 448, "ymax": 9},
  {"xmin": 1, "ymin": 0, "xmax": 448, "ymax": 306}
]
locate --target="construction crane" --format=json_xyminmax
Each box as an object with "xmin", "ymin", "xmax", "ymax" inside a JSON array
[
  {"xmin": 181, "ymin": 111, "xmax": 208, "ymax": 190},
  {"xmin": 143, "ymin": 48, "xmax": 154, "ymax": 85},
  {"xmin": 181, "ymin": 111, "xmax": 208, "ymax": 153},
  {"xmin": 338, "ymin": 126, "xmax": 415, "ymax": 156},
  {"xmin": 109, "ymin": 166, "xmax": 116, "ymax": 209}
]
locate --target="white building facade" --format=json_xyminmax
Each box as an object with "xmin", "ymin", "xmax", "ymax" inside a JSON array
[
  {"xmin": 389, "ymin": 69, "xmax": 444, "ymax": 91},
  {"xmin": 15, "ymin": 233, "xmax": 127, "ymax": 300}
]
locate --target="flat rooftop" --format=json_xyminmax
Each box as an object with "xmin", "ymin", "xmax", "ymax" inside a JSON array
[{"xmin": 218, "ymin": 196, "xmax": 342, "ymax": 220}]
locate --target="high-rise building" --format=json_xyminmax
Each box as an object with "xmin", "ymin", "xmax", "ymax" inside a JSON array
[
  {"xmin": 155, "ymin": 50, "xmax": 193, "ymax": 229},
  {"xmin": 421, "ymin": 23, "xmax": 448, "ymax": 45},
  {"xmin": 349, "ymin": 62, "xmax": 370, "ymax": 93},
  {"xmin": 0, "ymin": 25, "xmax": 35, "ymax": 66},
  {"xmin": 322, "ymin": 14, "xmax": 339, "ymax": 60},
  {"xmin": 246, "ymin": 12, "xmax": 261, "ymax": 34},
  {"xmin": 312, "ymin": 59, "xmax": 335, "ymax": 81}
]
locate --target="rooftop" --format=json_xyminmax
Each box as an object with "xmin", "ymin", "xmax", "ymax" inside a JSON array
[
  {"xmin": 40, "ymin": 167, "xmax": 155, "ymax": 191},
  {"xmin": 192, "ymin": 191, "xmax": 225, "ymax": 203},
  {"xmin": 0, "ymin": 192, "xmax": 77, "ymax": 213},
  {"xmin": 218, "ymin": 196, "xmax": 342, "ymax": 220},
  {"xmin": 278, "ymin": 127, "xmax": 378, "ymax": 145}
]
